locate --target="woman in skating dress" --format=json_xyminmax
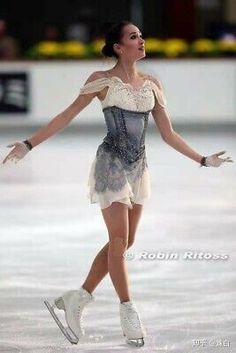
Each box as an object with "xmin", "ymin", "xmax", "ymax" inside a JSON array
[
  {"xmin": 82, "ymin": 72, "xmax": 165, "ymax": 210},
  {"xmin": 2, "ymin": 21, "xmax": 233, "ymax": 347}
]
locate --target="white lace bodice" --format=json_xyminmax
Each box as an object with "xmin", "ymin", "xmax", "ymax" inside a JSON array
[{"xmin": 79, "ymin": 76, "xmax": 167, "ymax": 112}]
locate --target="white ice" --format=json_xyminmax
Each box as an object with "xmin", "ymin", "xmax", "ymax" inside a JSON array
[{"xmin": 0, "ymin": 127, "xmax": 235, "ymax": 353}]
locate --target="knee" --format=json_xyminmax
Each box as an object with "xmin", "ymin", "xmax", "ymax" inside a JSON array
[
  {"xmin": 127, "ymin": 237, "xmax": 134, "ymax": 249},
  {"xmin": 127, "ymin": 232, "xmax": 136, "ymax": 248},
  {"xmin": 109, "ymin": 236, "xmax": 128, "ymax": 257}
]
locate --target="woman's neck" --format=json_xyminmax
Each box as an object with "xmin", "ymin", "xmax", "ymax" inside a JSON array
[{"xmin": 112, "ymin": 61, "xmax": 139, "ymax": 81}]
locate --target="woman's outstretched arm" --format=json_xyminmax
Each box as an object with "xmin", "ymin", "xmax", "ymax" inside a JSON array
[
  {"xmin": 2, "ymin": 72, "xmax": 101, "ymax": 164},
  {"xmin": 152, "ymin": 107, "xmax": 203, "ymax": 164},
  {"xmin": 150, "ymin": 77, "xmax": 233, "ymax": 167},
  {"xmin": 151, "ymin": 81, "xmax": 203, "ymax": 164},
  {"xmin": 27, "ymin": 72, "xmax": 101, "ymax": 149}
]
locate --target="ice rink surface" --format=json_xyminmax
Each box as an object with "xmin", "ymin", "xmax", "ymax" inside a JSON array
[{"xmin": 0, "ymin": 125, "xmax": 235, "ymax": 353}]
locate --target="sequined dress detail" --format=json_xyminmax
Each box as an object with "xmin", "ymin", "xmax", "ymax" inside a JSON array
[{"xmin": 79, "ymin": 76, "xmax": 167, "ymax": 209}]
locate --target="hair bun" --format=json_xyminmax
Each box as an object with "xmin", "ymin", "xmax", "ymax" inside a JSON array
[
  {"xmin": 101, "ymin": 44, "xmax": 114, "ymax": 57},
  {"xmin": 100, "ymin": 20, "xmax": 132, "ymax": 58}
]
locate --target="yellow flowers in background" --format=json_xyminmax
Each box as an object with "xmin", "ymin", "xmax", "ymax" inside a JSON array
[
  {"xmin": 217, "ymin": 38, "xmax": 236, "ymax": 53},
  {"xmin": 190, "ymin": 38, "xmax": 217, "ymax": 55},
  {"xmin": 90, "ymin": 39, "xmax": 105, "ymax": 55},
  {"xmin": 60, "ymin": 41, "xmax": 87, "ymax": 57},
  {"xmin": 190, "ymin": 38, "xmax": 236, "ymax": 56},
  {"xmin": 26, "ymin": 37, "xmax": 236, "ymax": 59},
  {"xmin": 163, "ymin": 39, "xmax": 189, "ymax": 57},
  {"xmin": 27, "ymin": 40, "xmax": 88, "ymax": 59},
  {"xmin": 35, "ymin": 41, "xmax": 61, "ymax": 57},
  {"xmin": 144, "ymin": 38, "xmax": 164, "ymax": 55}
]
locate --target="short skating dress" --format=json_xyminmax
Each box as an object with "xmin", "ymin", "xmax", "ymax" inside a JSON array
[{"xmin": 79, "ymin": 75, "xmax": 167, "ymax": 210}]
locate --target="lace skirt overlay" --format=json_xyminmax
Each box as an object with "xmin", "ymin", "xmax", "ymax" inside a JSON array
[{"xmin": 87, "ymin": 106, "xmax": 151, "ymax": 209}]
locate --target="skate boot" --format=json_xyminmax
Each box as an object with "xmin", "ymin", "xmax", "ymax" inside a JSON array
[
  {"xmin": 120, "ymin": 301, "xmax": 146, "ymax": 347},
  {"xmin": 44, "ymin": 286, "xmax": 94, "ymax": 344}
]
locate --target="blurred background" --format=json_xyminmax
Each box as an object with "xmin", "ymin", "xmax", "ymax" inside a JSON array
[
  {"xmin": 0, "ymin": 0, "xmax": 236, "ymax": 128},
  {"xmin": 0, "ymin": 1, "xmax": 235, "ymax": 352},
  {"xmin": 1, "ymin": 0, "xmax": 236, "ymax": 60}
]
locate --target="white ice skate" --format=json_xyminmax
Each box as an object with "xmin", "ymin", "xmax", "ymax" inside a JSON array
[
  {"xmin": 44, "ymin": 287, "xmax": 94, "ymax": 344},
  {"xmin": 120, "ymin": 301, "xmax": 146, "ymax": 347}
]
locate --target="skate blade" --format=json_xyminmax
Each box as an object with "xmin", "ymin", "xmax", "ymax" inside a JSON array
[
  {"xmin": 44, "ymin": 300, "xmax": 79, "ymax": 345},
  {"xmin": 125, "ymin": 336, "xmax": 144, "ymax": 347}
]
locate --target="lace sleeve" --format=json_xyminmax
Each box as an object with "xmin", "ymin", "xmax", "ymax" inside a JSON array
[
  {"xmin": 79, "ymin": 77, "xmax": 111, "ymax": 95},
  {"xmin": 149, "ymin": 80, "xmax": 167, "ymax": 108}
]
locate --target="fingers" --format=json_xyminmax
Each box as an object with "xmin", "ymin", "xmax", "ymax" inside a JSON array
[
  {"xmin": 2, "ymin": 153, "xmax": 19, "ymax": 164},
  {"xmin": 203, "ymin": 152, "xmax": 233, "ymax": 168},
  {"xmin": 2, "ymin": 155, "xmax": 13, "ymax": 164},
  {"xmin": 2, "ymin": 144, "xmax": 15, "ymax": 164},
  {"xmin": 213, "ymin": 151, "xmax": 233, "ymax": 164},
  {"xmin": 223, "ymin": 157, "xmax": 234, "ymax": 163},
  {"xmin": 7, "ymin": 142, "xmax": 18, "ymax": 148},
  {"xmin": 216, "ymin": 150, "xmax": 226, "ymax": 156},
  {"xmin": 2, "ymin": 142, "xmax": 23, "ymax": 165},
  {"xmin": 2, "ymin": 156, "xmax": 12, "ymax": 164}
]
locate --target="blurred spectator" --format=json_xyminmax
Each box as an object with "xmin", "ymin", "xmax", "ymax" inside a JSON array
[
  {"xmin": 0, "ymin": 18, "xmax": 20, "ymax": 60},
  {"xmin": 206, "ymin": 21, "xmax": 236, "ymax": 40},
  {"xmin": 218, "ymin": 23, "xmax": 236, "ymax": 41},
  {"xmin": 43, "ymin": 25, "xmax": 61, "ymax": 42},
  {"xmin": 65, "ymin": 22, "xmax": 89, "ymax": 42},
  {"xmin": 219, "ymin": 32, "xmax": 236, "ymax": 41}
]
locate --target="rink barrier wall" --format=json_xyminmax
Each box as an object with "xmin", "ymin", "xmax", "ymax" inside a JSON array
[{"xmin": 0, "ymin": 59, "xmax": 235, "ymax": 126}]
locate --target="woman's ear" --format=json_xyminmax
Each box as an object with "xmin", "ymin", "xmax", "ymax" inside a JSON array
[{"xmin": 113, "ymin": 43, "xmax": 121, "ymax": 55}]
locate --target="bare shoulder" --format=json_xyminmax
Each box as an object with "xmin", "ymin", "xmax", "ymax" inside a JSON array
[
  {"xmin": 142, "ymin": 72, "xmax": 163, "ymax": 90},
  {"xmin": 84, "ymin": 71, "xmax": 108, "ymax": 84}
]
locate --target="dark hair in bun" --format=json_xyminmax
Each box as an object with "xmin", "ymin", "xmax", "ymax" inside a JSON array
[{"xmin": 101, "ymin": 20, "xmax": 132, "ymax": 58}]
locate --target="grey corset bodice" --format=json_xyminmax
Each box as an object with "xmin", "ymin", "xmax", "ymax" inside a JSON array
[{"xmin": 98, "ymin": 106, "xmax": 151, "ymax": 165}]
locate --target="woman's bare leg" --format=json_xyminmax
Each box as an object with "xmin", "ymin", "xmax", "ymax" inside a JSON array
[
  {"xmin": 81, "ymin": 241, "xmax": 110, "ymax": 293},
  {"xmin": 101, "ymin": 201, "xmax": 130, "ymax": 302},
  {"xmin": 82, "ymin": 203, "xmax": 143, "ymax": 299}
]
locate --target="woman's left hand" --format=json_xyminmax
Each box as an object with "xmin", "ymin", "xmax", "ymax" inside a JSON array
[
  {"xmin": 2, "ymin": 142, "xmax": 30, "ymax": 165},
  {"xmin": 204, "ymin": 150, "xmax": 233, "ymax": 167}
]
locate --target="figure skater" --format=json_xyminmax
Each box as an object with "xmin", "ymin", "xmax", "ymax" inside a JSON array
[{"xmin": 2, "ymin": 20, "xmax": 233, "ymax": 347}]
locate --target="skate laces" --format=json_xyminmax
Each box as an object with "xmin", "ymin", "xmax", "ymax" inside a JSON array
[
  {"xmin": 126, "ymin": 305, "xmax": 142, "ymax": 329},
  {"xmin": 75, "ymin": 303, "xmax": 85, "ymax": 332},
  {"xmin": 75, "ymin": 295, "xmax": 91, "ymax": 333}
]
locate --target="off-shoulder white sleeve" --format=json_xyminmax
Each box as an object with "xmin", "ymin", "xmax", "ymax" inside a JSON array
[
  {"xmin": 79, "ymin": 77, "xmax": 111, "ymax": 95},
  {"xmin": 149, "ymin": 80, "xmax": 167, "ymax": 108}
]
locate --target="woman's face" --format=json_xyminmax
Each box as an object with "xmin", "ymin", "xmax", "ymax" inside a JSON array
[{"xmin": 114, "ymin": 24, "xmax": 145, "ymax": 61}]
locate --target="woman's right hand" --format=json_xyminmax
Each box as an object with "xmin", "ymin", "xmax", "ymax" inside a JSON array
[
  {"xmin": 205, "ymin": 150, "xmax": 233, "ymax": 167},
  {"xmin": 2, "ymin": 142, "xmax": 30, "ymax": 165}
]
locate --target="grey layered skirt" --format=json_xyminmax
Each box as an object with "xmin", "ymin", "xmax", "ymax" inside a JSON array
[{"xmin": 87, "ymin": 106, "xmax": 151, "ymax": 209}]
